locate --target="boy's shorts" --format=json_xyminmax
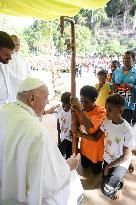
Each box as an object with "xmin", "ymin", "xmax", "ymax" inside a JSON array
[{"xmin": 101, "ymin": 161, "xmax": 127, "ymax": 198}]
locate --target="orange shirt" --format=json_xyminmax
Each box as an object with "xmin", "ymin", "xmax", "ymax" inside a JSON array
[{"xmin": 80, "ymin": 105, "xmax": 106, "ymax": 163}]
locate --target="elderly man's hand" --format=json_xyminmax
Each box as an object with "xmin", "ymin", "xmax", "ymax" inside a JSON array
[
  {"xmin": 44, "ymin": 104, "xmax": 60, "ymax": 115},
  {"xmin": 66, "ymin": 153, "xmax": 80, "ymax": 171}
]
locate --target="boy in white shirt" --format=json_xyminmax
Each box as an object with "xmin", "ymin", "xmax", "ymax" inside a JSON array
[
  {"xmin": 80, "ymin": 93, "xmax": 133, "ymax": 200},
  {"xmin": 57, "ymin": 92, "xmax": 72, "ymax": 159}
]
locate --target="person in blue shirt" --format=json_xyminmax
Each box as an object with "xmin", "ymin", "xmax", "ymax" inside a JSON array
[
  {"xmin": 107, "ymin": 60, "xmax": 120, "ymax": 82},
  {"xmin": 111, "ymin": 51, "xmax": 136, "ymax": 124}
]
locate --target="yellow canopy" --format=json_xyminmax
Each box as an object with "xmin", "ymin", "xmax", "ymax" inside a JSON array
[{"xmin": 0, "ymin": 0, "xmax": 109, "ymax": 20}]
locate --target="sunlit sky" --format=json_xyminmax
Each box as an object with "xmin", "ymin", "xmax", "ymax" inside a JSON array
[
  {"xmin": 9, "ymin": 16, "xmax": 35, "ymax": 28},
  {"xmin": 0, "ymin": 14, "xmax": 35, "ymax": 29}
]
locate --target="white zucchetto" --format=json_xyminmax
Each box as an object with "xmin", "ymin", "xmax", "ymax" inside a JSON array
[{"xmin": 17, "ymin": 77, "xmax": 45, "ymax": 92}]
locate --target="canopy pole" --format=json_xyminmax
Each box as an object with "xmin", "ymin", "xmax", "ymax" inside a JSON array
[{"xmin": 60, "ymin": 16, "xmax": 77, "ymax": 154}]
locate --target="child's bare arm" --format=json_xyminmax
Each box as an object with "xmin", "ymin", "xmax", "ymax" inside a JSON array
[
  {"xmin": 109, "ymin": 146, "xmax": 131, "ymax": 168},
  {"xmin": 104, "ymin": 146, "xmax": 132, "ymax": 176},
  {"xmin": 79, "ymin": 112, "xmax": 94, "ymax": 128},
  {"xmin": 78, "ymin": 128, "xmax": 104, "ymax": 141},
  {"xmin": 71, "ymin": 97, "xmax": 94, "ymax": 128}
]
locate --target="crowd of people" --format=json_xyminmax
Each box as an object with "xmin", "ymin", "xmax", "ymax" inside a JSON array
[
  {"xmin": 0, "ymin": 30, "xmax": 136, "ymax": 204},
  {"xmin": 29, "ymin": 54, "xmax": 120, "ymax": 79},
  {"xmin": 54, "ymin": 50, "xmax": 136, "ymax": 200}
]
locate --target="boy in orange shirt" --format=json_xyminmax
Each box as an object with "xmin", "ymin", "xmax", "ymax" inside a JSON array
[{"xmin": 73, "ymin": 86, "xmax": 106, "ymax": 174}]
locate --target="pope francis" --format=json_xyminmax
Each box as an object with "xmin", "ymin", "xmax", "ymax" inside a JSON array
[{"xmin": 0, "ymin": 77, "xmax": 83, "ymax": 205}]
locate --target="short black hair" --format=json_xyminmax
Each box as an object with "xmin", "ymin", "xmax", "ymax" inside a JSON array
[
  {"xmin": 106, "ymin": 93, "xmax": 125, "ymax": 107},
  {"xmin": 80, "ymin": 85, "xmax": 98, "ymax": 102},
  {"xmin": 111, "ymin": 60, "xmax": 120, "ymax": 67},
  {"xmin": 0, "ymin": 31, "xmax": 15, "ymax": 50},
  {"xmin": 61, "ymin": 92, "xmax": 71, "ymax": 104},
  {"xmin": 125, "ymin": 50, "xmax": 135, "ymax": 62},
  {"xmin": 97, "ymin": 70, "xmax": 107, "ymax": 78}
]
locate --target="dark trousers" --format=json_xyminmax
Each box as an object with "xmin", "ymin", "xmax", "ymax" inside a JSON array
[
  {"xmin": 122, "ymin": 109, "xmax": 134, "ymax": 125},
  {"xmin": 81, "ymin": 154, "xmax": 103, "ymax": 174},
  {"xmin": 101, "ymin": 161, "xmax": 127, "ymax": 198},
  {"xmin": 58, "ymin": 139, "xmax": 72, "ymax": 159}
]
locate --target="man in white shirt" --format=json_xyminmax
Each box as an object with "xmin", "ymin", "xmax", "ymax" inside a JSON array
[
  {"xmin": 0, "ymin": 77, "xmax": 83, "ymax": 205},
  {"xmin": 0, "ymin": 31, "xmax": 15, "ymax": 105},
  {"xmin": 4, "ymin": 35, "xmax": 31, "ymax": 102}
]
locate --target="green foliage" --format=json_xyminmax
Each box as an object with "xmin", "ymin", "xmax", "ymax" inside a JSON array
[
  {"xmin": 23, "ymin": 20, "xmax": 54, "ymax": 54},
  {"xmin": 126, "ymin": 39, "xmax": 136, "ymax": 50},
  {"xmin": 74, "ymin": 8, "xmax": 108, "ymax": 29},
  {"xmin": 76, "ymin": 25, "xmax": 92, "ymax": 55},
  {"xmin": 105, "ymin": 0, "xmax": 122, "ymax": 18},
  {"xmin": 19, "ymin": 0, "xmax": 136, "ymax": 59},
  {"xmin": 100, "ymin": 40, "xmax": 127, "ymax": 56},
  {"xmin": 19, "ymin": 34, "xmax": 30, "ymax": 56},
  {"xmin": 21, "ymin": 17, "xmax": 136, "ymax": 58},
  {"xmin": 93, "ymin": 9, "xmax": 108, "ymax": 25},
  {"xmin": 23, "ymin": 21, "xmax": 92, "ymax": 56}
]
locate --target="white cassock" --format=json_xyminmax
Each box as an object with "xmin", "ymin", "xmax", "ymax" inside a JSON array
[
  {"xmin": 2, "ymin": 52, "xmax": 31, "ymax": 103},
  {"xmin": 0, "ymin": 100, "xmax": 83, "ymax": 205},
  {"xmin": 0, "ymin": 63, "xmax": 9, "ymax": 105}
]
